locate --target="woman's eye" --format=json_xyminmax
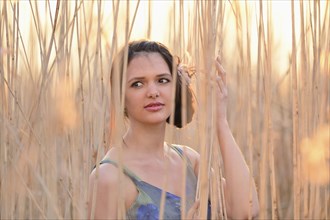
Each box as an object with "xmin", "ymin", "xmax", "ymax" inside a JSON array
[
  {"xmin": 131, "ymin": 81, "xmax": 143, "ymax": 87},
  {"xmin": 159, "ymin": 78, "xmax": 170, "ymax": 84}
]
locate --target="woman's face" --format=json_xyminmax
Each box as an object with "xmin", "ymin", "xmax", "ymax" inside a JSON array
[{"xmin": 125, "ymin": 52, "xmax": 173, "ymax": 126}]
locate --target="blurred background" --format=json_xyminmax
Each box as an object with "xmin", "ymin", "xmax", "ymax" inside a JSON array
[{"xmin": 0, "ymin": 0, "xmax": 329, "ymax": 219}]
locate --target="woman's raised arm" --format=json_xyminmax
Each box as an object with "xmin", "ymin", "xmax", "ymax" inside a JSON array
[{"xmin": 215, "ymin": 56, "xmax": 260, "ymax": 219}]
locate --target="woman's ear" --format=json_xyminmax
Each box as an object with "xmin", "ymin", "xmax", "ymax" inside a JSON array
[{"xmin": 124, "ymin": 107, "xmax": 128, "ymax": 117}]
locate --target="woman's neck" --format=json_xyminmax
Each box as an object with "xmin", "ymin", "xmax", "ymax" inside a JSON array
[{"xmin": 123, "ymin": 122, "xmax": 167, "ymax": 156}]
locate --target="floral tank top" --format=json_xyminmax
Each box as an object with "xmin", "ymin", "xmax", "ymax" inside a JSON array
[{"xmin": 98, "ymin": 145, "xmax": 199, "ymax": 220}]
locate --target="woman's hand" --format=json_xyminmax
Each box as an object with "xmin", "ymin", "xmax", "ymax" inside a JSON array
[
  {"xmin": 215, "ymin": 56, "xmax": 228, "ymax": 122},
  {"xmin": 186, "ymin": 200, "xmax": 200, "ymax": 219}
]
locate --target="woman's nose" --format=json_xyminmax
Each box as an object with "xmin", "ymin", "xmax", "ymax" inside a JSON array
[{"xmin": 147, "ymin": 84, "xmax": 160, "ymax": 98}]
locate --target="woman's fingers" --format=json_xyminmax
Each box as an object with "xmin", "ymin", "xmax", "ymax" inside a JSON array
[
  {"xmin": 216, "ymin": 75, "xmax": 226, "ymax": 94},
  {"xmin": 214, "ymin": 55, "xmax": 228, "ymax": 120},
  {"xmin": 216, "ymin": 56, "xmax": 226, "ymax": 85},
  {"xmin": 186, "ymin": 200, "xmax": 200, "ymax": 219},
  {"xmin": 215, "ymin": 56, "xmax": 228, "ymax": 95}
]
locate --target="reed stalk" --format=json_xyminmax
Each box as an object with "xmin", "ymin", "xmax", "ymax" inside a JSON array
[
  {"xmin": 291, "ymin": 1, "xmax": 300, "ymax": 219},
  {"xmin": 257, "ymin": 1, "xmax": 269, "ymax": 219},
  {"xmin": 0, "ymin": 1, "xmax": 329, "ymax": 219},
  {"xmin": 243, "ymin": 2, "xmax": 256, "ymax": 220}
]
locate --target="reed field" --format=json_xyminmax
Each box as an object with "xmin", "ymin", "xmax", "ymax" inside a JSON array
[{"xmin": 0, "ymin": 0, "xmax": 329, "ymax": 219}]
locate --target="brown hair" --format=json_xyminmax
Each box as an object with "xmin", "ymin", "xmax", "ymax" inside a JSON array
[{"xmin": 111, "ymin": 40, "xmax": 195, "ymax": 128}]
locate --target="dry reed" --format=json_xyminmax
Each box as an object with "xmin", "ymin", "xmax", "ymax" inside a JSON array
[{"xmin": 0, "ymin": 0, "xmax": 329, "ymax": 219}]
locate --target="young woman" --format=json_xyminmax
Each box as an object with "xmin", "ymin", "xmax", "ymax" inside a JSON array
[{"xmin": 88, "ymin": 40, "xmax": 259, "ymax": 219}]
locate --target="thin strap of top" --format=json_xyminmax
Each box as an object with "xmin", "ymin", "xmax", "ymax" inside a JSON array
[
  {"xmin": 171, "ymin": 144, "xmax": 193, "ymax": 167},
  {"xmin": 98, "ymin": 159, "xmax": 142, "ymax": 184}
]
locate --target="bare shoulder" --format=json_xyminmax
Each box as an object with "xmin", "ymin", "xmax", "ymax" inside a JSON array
[
  {"xmin": 88, "ymin": 148, "xmax": 121, "ymax": 219},
  {"xmin": 89, "ymin": 160, "xmax": 119, "ymax": 186},
  {"xmin": 88, "ymin": 152, "xmax": 121, "ymax": 205},
  {"xmin": 171, "ymin": 144, "xmax": 200, "ymax": 176},
  {"xmin": 90, "ymin": 147, "xmax": 120, "ymax": 185}
]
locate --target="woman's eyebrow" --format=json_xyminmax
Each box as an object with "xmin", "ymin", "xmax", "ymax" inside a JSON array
[
  {"xmin": 127, "ymin": 76, "xmax": 145, "ymax": 84},
  {"xmin": 127, "ymin": 73, "xmax": 172, "ymax": 83},
  {"xmin": 156, "ymin": 73, "xmax": 172, "ymax": 78}
]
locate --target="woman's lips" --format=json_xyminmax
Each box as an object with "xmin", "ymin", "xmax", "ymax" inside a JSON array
[{"xmin": 144, "ymin": 102, "xmax": 164, "ymax": 112}]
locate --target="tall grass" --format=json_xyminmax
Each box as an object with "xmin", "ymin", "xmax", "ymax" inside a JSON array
[{"xmin": 0, "ymin": 0, "xmax": 329, "ymax": 219}]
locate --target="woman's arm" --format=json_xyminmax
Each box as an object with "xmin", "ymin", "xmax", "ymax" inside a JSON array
[
  {"xmin": 215, "ymin": 56, "xmax": 259, "ymax": 219},
  {"xmin": 88, "ymin": 165, "xmax": 118, "ymax": 219}
]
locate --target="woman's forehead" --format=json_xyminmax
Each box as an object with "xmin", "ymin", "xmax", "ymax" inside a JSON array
[
  {"xmin": 127, "ymin": 52, "xmax": 170, "ymax": 75},
  {"xmin": 129, "ymin": 52, "xmax": 163, "ymax": 63}
]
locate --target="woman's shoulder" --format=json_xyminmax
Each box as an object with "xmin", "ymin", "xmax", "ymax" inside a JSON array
[
  {"xmin": 171, "ymin": 143, "xmax": 200, "ymax": 158},
  {"xmin": 88, "ymin": 147, "xmax": 131, "ymax": 219},
  {"xmin": 89, "ymin": 147, "xmax": 120, "ymax": 185},
  {"xmin": 170, "ymin": 143, "xmax": 200, "ymax": 175}
]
